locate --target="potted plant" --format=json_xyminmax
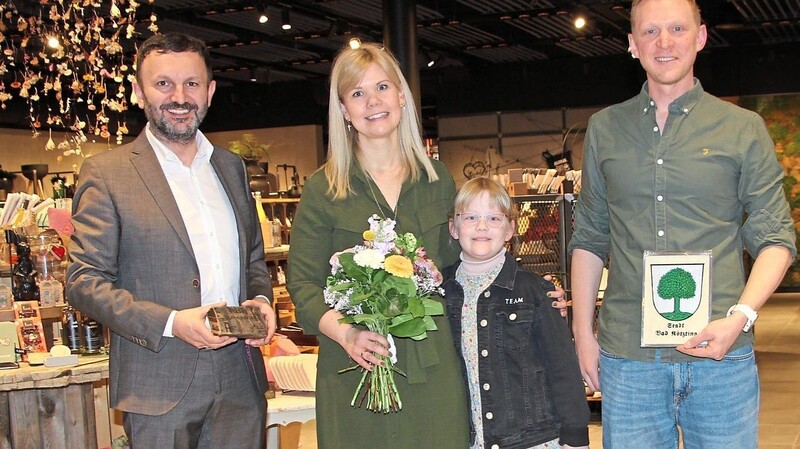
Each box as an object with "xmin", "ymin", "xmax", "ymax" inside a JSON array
[{"xmin": 229, "ymin": 133, "xmax": 271, "ymax": 162}]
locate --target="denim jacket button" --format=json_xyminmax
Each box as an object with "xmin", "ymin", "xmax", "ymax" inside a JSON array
[
  {"xmin": 481, "ymin": 349, "xmax": 488, "ymax": 357},
  {"xmin": 509, "ymin": 313, "xmax": 517, "ymax": 321},
  {"xmin": 485, "ymin": 411, "xmax": 493, "ymax": 420},
  {"xmin": 483, "ymin": 291, "xmax": 490, "ymax": 297},
  {"xmin": 491, "ymin": 445, "xmax": 499, "ymax": 449},
  {"xmin": 483, "ymin": 383, "xmax": 490, "ymax": 391},
  {"xmin": 480, "ymin": 319, "xmax": 488, "ymax": 327}
]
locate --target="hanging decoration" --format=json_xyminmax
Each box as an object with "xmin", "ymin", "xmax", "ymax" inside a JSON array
[{"xmin": 0, "ymin": 0, "xmax": 157, "ymax": 157}]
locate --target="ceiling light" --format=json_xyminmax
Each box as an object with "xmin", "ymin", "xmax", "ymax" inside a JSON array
[
  {"xmin": 257, "ymin": 1, "xmax": 268, "ymax": 24},
  {"xmin": 249, "ymin": 68, "xmax": 257, "ymax": 82},
  {"xmin": 425, "ymin": 50, "xmax": 438, "ymax": 68},
  {"xmin": 574, "ymin": 16, "xmax": 586, "ymax": 29},
  {"xmin": 47, "ymin": 36, "xmax": 60, "ymax": 49},
  {"xmin": 281, "ymin": 9, "xmax": 291, "ymax": 30},
  {"xmin": 349, "ymin": 37, "xmax": 361, "ymax": 49}
]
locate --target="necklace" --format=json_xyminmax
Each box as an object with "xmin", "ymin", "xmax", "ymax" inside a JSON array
[{"xmin": 363, "ymin": 167, "xmax": 401, "ymax": 220}]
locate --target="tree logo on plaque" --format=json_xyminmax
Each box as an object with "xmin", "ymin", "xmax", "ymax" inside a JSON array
[{"xmin": 655, "ymin": 267, "xmax": 699, "ymax": 321}]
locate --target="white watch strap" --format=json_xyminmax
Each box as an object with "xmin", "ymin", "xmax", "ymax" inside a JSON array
[{"xmin": 727, "ymin": 304, "xmax": 758, "ymax": 332}]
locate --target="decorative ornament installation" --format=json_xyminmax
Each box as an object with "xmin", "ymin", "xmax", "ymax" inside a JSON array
[{"xmin": 0, "ymin": 1, "xmax": 158, "ymax": 155}]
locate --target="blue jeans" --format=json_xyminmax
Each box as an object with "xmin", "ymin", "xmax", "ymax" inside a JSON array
[{"xmin": 599, "ymin": 344, "xmax": 759, "ymax": 449}]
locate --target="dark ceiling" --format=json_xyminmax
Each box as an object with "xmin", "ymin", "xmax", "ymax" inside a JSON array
[{"xmin": 2, "ymin": 0, "xmax": 800, "ymax": 137}]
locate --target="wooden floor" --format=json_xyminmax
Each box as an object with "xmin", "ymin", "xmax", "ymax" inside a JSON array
[{"xmin": 280, "ymin": 293, "xmax": 800, "ymax": 448}]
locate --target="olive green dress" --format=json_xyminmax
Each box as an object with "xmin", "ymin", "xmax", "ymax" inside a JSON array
[{"xmin": 287, "ymin": 159, "xmax": 470, "ymax": 449}]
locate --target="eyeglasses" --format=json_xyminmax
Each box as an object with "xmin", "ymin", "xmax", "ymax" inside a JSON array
[{"xmin": 456, "ymin": 213, "xmax": 507, "ymax": 228}]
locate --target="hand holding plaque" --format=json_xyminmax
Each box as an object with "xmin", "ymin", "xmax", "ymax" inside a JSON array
[{"xmin": 207, "ymin": 306, "xmax": 268, "ymax": 339}]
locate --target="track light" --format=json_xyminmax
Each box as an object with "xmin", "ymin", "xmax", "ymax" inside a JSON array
[
  {"xmin": 348, "ymin": 37, "xmax": 361, "ymax": 49},
  {"xmin": 574, "ymin": 15, "xmax": 587, "ymax": 29},
  {"xmin": 281, "ymin": 9, "xmax": 291, "ymax": 31},
  {"xmin": 425, "ymin": 50, "xmax": 438, "ymax": 68},
  {"xmin": 249, "ymin": 68, "xmax": 257, "ymax": 82},
  {"xmin": 257, "ymin": 1, "xmax": 268, "ymax": 24}
]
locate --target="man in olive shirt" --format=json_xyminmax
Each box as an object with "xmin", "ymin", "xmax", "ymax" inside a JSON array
[{"xmin": 568, "ymin": 0, "xmax": 795, "ymax": 447}]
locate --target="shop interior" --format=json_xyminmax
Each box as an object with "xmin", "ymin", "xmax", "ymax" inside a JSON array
[{"xmin": 1, "ymin": 1, "xmax": 800, "ymax": 448}]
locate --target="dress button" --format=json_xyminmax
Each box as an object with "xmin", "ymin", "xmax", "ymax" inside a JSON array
[
  {"xmin": 483, "ymin": 383, "xmax": 490, "ymax": 391},
  {"xmin": 481, "ymin": 349, "xmax": 488, "ymax": 357},
  {"xmin": 509, "ymin": 313, "xmax": 517, "ymax": 321},
  {"xmin": 657, "ymin": 159, "xmax": 664, "ymax": 165},
  {"xmin": 649, "ymin": 100, "xmax": 655, "ymax": 106},
  {"xmin": 192, "ymin": 279, "xmax": 200, "ymax": 288},
  {"xmin": 658, "ymin": 230, "xmax": 665, "ymax": 236},
  {"xmin": 486, "ymin": 411, "xmax": 493, "ymax": 420},
  {"xmin": 480, "ymin": 319, "xmax": 488, "ymax": 327},
  {"xmin": 683, "ymin": 108, "xmax": 689, "ymax": 114},
  {"xmin": 484, "ymin": 291, "xmax": 491, "ymax": 298},
  {"xmin": 657, "ymin": 195, "xmax": 663, "ymax": 201},
  {"xmin": 653, "ymin": 126, "xmax": 659, "ymax": 132}
]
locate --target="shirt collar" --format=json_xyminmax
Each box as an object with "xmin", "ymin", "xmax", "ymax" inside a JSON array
[
  {"xmin": 638, "ymin": 78, "xmax": 705, "ymax": 117},
  {"xmin": 145, "ymin": 123, "xmax": 214, "ymax": 166}
]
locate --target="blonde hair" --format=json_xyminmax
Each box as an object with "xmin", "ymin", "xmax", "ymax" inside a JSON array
[
  {"xmin": 453, "ymin": 177, "xmax": 517, "ymax": 220},
  {"xmin": 323, "ymin": 42, "xmax": 438, "ymax": 200},
  {"xmin": 630, "ymin": 0, "xmax": 702, "ymax": 30}
]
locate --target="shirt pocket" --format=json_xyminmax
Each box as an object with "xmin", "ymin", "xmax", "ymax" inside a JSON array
[
  {"xmin": 331, "ymin": 212, "xmax": 371, "ymax": 249},
  {"xmin": 493, "ymin": 307, "xmax": 535, "ymax": 351}
]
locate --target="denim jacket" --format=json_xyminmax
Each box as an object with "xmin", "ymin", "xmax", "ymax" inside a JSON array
[{"xmin": 443, "ymin": 253, "xmax": 589, "ymax": 449}]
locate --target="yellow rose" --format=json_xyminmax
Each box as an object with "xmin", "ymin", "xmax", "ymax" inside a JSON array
[
  {"xmin": 385, "ymin": 255, "xmax": 414, "ymax": 278},
  {"xmin": 363, "ymin": 230, "xmax": 376, "ymax": 241}
]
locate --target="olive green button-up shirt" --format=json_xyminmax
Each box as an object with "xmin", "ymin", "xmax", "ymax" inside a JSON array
[{"xmin": 569, "ymin": 81, "xmax": 796, "ymax": 362}]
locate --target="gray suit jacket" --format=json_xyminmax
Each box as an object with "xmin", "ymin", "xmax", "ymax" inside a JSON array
[{"xmin": 66, "ymin": 132, "xmax": 272, "ymax": 415}]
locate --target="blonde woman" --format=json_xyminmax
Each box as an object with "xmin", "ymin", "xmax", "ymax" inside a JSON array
[{"xmin": 287, "ymin": 43, "xmax": 470, "ymax": 448}]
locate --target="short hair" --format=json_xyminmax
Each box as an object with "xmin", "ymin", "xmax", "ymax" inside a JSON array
[
  {"xmin": 630, "ymin": 0, "xmax": 702, "ymax": 31},
  {"xmin": 453, "ymin": 177, "xmax": 517, "ymax": 221},
  {"xmin": 136, "ymin": 33, "xmax": 213, "ymax": 84},
  {"xmin": 323, "ymin": 42, "xmax": 438, "ymax": 200}
]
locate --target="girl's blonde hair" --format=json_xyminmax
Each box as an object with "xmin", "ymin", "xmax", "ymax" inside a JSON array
[
  {"xmin": 323, "ymin": 42, "xmax": 438, "ymax": 199},
  {"xmin": 453, "ymin": 177, "xmax": 517, "ymax": 220}
]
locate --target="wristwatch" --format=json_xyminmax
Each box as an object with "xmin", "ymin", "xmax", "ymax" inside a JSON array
[{"xmin": 727, "ymin": 304, "xmax": 758, "ymax": 332}]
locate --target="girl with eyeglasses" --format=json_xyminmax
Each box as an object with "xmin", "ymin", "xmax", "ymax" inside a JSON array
[{"xmin": 442, "ymin": 177, "xmax": 590, "ymax": 449}]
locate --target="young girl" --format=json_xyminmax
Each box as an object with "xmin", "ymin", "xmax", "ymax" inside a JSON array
[{"xmin": 443, "ymin": 177, "xmax": 590, "ymax": 449}]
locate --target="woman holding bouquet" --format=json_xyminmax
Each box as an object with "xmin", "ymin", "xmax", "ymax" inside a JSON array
[{"xmin": 287, "ymin": 43, "xmax": 470, "ymax": 448}]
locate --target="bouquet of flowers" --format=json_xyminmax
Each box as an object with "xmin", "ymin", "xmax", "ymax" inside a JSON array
[{"xmin": 324, "ymin": 214, "xmax": 445, "ymax": 413}]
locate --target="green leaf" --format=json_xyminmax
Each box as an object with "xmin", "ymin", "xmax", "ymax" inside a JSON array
[
  {"xmin": 328, "ymin": 281, "xmax": 355, "ymax": 292},
  {"xmin": 422, "ymin": 315, "xmax": 438, "ymax": 331},
  {"xmin": 348, "ymin": 290, "xmax": 374, "ymax": 306},
  {"xmin": 407, "ymin": 297, "xmax": 424, "ymax": 318},
  {"xmin": 422, "ymin": 298, "xmax": 444, "ymax": 316},
  {"xmin": 389, "ymin": 317, "xmax": 426, "ymax": 338},
  {"xmin": 389, "ymin": 313, "xmax": 414, "ymax": 327}
]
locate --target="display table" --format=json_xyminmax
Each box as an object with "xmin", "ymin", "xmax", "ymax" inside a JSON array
[
  {"xmin": 267, "ymin": 390, "xmax": 316, "ymax": 448},
  {"xmin": 0, "ymin": 355, "xmax": 118, "ymax": 449}
]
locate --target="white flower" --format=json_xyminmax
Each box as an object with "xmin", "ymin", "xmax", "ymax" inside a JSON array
[{"xmin": 353, "ymin": 248, "xmax": 384, "ymax": 269}]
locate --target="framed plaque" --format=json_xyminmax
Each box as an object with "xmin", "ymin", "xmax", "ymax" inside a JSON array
[{"xmin": 641, "ymin": 251, "xmax": 711, "ymax": 347}]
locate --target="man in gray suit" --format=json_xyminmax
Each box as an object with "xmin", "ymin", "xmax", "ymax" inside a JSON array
[{"xmin": 66, "ymin": 33, "xmax": 277, "ymax": 449}]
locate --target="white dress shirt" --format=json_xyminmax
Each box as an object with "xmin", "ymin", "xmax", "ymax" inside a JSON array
[{"xmin": 145, "ymin": 125, "xmax": 240, "ymax": 336}]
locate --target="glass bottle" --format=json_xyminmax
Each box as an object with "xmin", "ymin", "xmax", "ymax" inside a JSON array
[
  {"xmin": 272, "ymin": 216, "xmax": 282, "ymax": 247},
  {"xmin": 252, "ymin": 192, "xmax": 273, "ymax": 248},
  {"xmin": 80, "ymin": 314, "xmax": 103, "ymax": 354},
  {"xmin": 62, "ymin": 304, "xmax": 82, "ymax": 354}
]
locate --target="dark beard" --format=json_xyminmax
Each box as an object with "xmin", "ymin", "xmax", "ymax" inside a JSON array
[{"xmin": 145, "ymin": 101, "xmax": 208, "ymax": 144}]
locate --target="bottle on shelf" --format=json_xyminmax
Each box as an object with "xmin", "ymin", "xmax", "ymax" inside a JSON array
[
  {"xmin": 62, "ymin": 303, "xmax": 81, "ymax": 354},
  {"xmin": 80, "ymin": 314, "xmax": 103, "ymax": 355},
  {"xmin": 272, "ymin": 216, "xmax": 282, "ymax": 247},
  {"xmin": 253, "ymin": 192, "xmax": 273, "ymax": 248}
]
